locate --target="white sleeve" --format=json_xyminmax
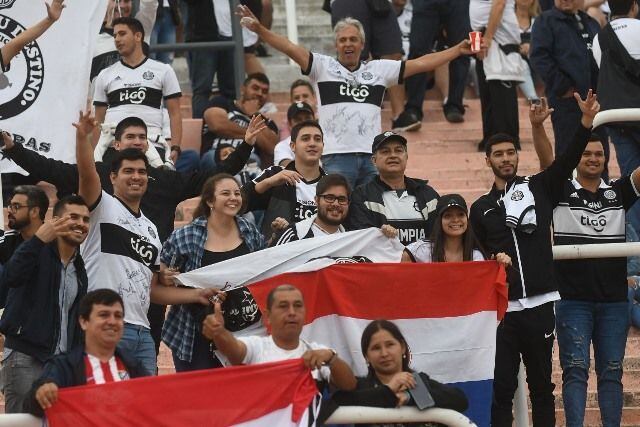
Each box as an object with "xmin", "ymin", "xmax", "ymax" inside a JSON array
[
  {"xmin": 136, "ymin": 0, "xmax": 158, "ymax": 43},
  {"xmin": 92, "ymin": 70, "xmax": 109, "ymax": 105},
  {"xmin": 404, "ymin": 240, "xmax": 432, "ymax": 263},
  {"xmin": 162, "ymin": 66, "xmax": 182, "ymax": 98},
  {"xmin": 304, "ymin": 52, "xmax": 324, "ymax": 82},
  {"xmin": 373, "ymin": 59, "xmax": 403, "ymax": 87},
  {"xmin": 592, "ymin": 35, "xmax": 602, "ymax": 68},
  {"xmin": 238, "ymin": 335, "xmax": 263, "ymax": 364},
  {"xmin": 273, "ymin": 139, "xmax": 294, "ymax": 166}
]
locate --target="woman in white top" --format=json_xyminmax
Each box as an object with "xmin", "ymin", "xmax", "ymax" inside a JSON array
[{"xmin": 402, "ymin": 193, "xmax": 511, "ymax": 266}]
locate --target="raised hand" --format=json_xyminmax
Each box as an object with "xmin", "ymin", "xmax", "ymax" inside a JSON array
[
  {"xmin": 236, "ymin": 5, "xmax": 261, "ymax": 32},
  {"xmin": 202, "ymin": 302, "xmax": 225, "ymax": 340},
  {"xmin": 72, "ymin": 110, "xmax": 97, "ymax": 139},
  {"xmin": 46, "ymin": 0, "xmax": 66, "ymax": 22},
  {"xmin": 269, "ymin": 169, "xmax": 303, "ymax": 187},
  {"xmin": 35, "ymin": 216, "xmax": 72, "ymax": 243},
  {"xmin": 245, "ymin": 114, "xmax": 268, "ymax": 146},
  {"xmin": 575, "ymin": 89, "xmax": 600, "ymax": 128},
  {"xmin": 529, "ymin": 97, "xmax": 554, "ymax": 126},
  {"xmin": 386, "ymin": 371, "xmax": 416, "ymax": 393}
]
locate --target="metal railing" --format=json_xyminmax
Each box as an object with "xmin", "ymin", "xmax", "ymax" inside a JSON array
[{"xmin": 148, "ymin": 0, "xmax": 245, "ymax": 99}]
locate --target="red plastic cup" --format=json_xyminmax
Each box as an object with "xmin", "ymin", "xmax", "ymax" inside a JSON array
[{"xmin": 469, "ymin": 31, "xmax": 482, "ymax": 53}]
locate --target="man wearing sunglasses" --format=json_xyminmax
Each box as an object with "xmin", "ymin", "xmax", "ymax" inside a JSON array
[
  {"xmin": 243, "ymin": 121, "xmax": 326, "ymax": 240},
  {"xmin": 272, "ymin": 174, "xmax": 350, "ymax": 246}
]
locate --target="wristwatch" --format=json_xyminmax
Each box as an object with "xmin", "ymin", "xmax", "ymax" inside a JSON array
[{"xmin": 323, "ymin": 349, "xmax": 338, "ymax": 366}]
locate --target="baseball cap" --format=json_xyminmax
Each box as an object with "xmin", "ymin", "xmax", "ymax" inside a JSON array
[
  {"xmin": 287, "ymin": 102, "xmax": 314, "ymax": 122},
  {"xmin": 436, "ymin": 194, "xmax": 468, "ymax": 216},
  {"xmin": 371, "ymin": 131, "xmax": 408, "ymax": 152}
]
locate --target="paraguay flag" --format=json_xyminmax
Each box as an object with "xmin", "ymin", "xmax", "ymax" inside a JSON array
[
  {"xmin": 46, "ymin": 359, "xmax": 320, "ymax": 426},
  {"xmin": 248, "ymin": 262, "xmax": 507, "ymax": 427}
]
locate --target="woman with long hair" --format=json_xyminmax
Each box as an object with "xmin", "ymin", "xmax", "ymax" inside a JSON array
[
  {"xmin": 326, "ymin": 319, "xmax": 468, "ymax": 426},
  {"xmin": 159, "ymin": 116, "xmax": 268, "ymax": 372},
  {"xmin": 402, "ymin": 193, "xmax": 511, "ymax": 266}
]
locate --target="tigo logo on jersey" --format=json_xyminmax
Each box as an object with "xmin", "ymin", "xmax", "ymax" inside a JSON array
[
  {"xmin": 339, "ymin": 83, "xmax": 370, "ymax": 103},
  {"xmin": 119, "ymin": 87, "xmax": 147, "ymax": 104},
  {"xmin": 580, "ymin": 214, "xmax": 607, "ymax": 232}
]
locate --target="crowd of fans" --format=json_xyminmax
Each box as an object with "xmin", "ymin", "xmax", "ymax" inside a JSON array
[{"xmin": 1, "ymin": 0, "xmax": 640, "ymax": 425}]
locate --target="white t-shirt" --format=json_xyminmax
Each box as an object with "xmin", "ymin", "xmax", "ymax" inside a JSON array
[
  {"xmin": 239, "ymin": 335, "xmax": 331, "ymax": 381},
  {"xmin": 274, "ymin": 136, "xmax": 295, "ymax": 166},
  {"xmin": 469, "ymin": 0, "xmax": 521, "ymax": 45},
  {"xmin": 212, "ymin": 0, "xmax": 258, "ymax": 47},
  {"xmin": 81, "ymin": 191, "xmax": 161, "ymax": 328},
  {"xmin": 397, "ymin": 1, "xmax": 413, "ymax": 60},
  {"xmin": 93, "ymin": 58, "xmax": 181, "ymax": 130},
  {"xmin": 304, "ymin": 53, "xmax": 403, "ymax": 155},
  {"xmin": 405, "ymin": 239, "xmax": 485, "ymax": 263},
  {"xmin": 592, "ymin": 18, "xmax": 640, "ymax": 66}
]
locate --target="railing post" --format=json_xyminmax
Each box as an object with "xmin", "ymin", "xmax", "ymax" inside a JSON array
[
  {"xmin": 514, "ymin": 361, "xmax": 530, "ymax": 427},
  {"xmin": 284, "ymin": 0, "xmax": 298, "ymax": 66},
  {"xmin": 230, "ymin": 0, "xmax": 245, "ymax": 100}
]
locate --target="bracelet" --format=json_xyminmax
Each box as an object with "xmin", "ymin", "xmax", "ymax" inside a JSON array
[
  {"xmin": 323, "ymin": 349, "xmax": 337, "ymax": 366},
  {"xmin": 170, "ymin": 145, "xmax": 181, "ymax": 155}
]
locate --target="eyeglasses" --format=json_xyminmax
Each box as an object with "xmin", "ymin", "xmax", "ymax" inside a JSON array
[
  {"xmin": 318, "ymin": 194, "xmax": 349, "ymax": 205},
  {"xmin": 8, "ymin": 203, "xmax": 32, "ymax": 212}
]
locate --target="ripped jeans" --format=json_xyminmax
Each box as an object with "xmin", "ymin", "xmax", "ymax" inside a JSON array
[{"xmin": 556, "ymin": 300, "xmax": 629, "ymax": 427}]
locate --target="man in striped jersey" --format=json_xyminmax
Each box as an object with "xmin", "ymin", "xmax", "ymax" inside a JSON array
[{"xmin": 25, "ymin": 289, "xmax": 149, "ymax": 416}]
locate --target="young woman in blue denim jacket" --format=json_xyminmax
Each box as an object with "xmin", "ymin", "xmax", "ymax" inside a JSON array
[{"xmin": 158, "ymin": 117, "xmax": 268, "ymax": 371}]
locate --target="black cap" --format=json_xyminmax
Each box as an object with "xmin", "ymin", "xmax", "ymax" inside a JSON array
[
  {"xmin": 287, "ymin": 102, "xmax": 314, "ymax": 121},
  {"xmin": 436, "ymin": 194, "xmax": 468, "ymax": 216},
  {"xmin": 372, "ymin": 131, "xmax": 408, "ymax": 152}
]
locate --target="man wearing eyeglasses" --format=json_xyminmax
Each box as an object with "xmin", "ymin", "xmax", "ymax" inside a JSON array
[
  {"xmin": 346, "ymin": 132, "xmax": 439, "ymax": 245},
  {"xmin": 0, "ymin": 186, "xmax": 49, "ymax": 287},
  {"xmin": 243, "ymin": 121, "xmax": 326, "ymax": 241},
  {"xmin": 272, "ymin": 174, "xmax": 350, "ymax": 246}
]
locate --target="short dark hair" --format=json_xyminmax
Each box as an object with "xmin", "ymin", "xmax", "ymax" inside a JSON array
[
  {"xmin": 112, "ymin": 17, "xmax": 145, "ymax": 40},
  {"xmin": 608, "ymin": 0, "xmax": 636, "ymax": 15},
  {"xmin": 53, "ymin": 195, "xmax": 88, "ymax": 218},
  {"xmin": 79, "ymin": 289, "xmax": 124, "ymax": 321},
  {"xmin": 485, "ymin": 133, "xmax": 518, "ymax": 156},
  {"xmin": 290, "ymin": 120, "xmax": 323, "ymax": 144},
  {"xmin": 115, "ymin": 117, "xmax": 147, "ymax": 142},
  {"xmin": 214, "ymin": 143, "xmax": 235, "ymax": 163},
  {"xmin": 361, "ymin": 320, "xmax": 411, "ymax": 375},
  {"xmin": 12, "ymin": 185, "xmax": 49, "ymax": 221},
  {"xmin": 111, "ymin": 147, "xmax": 149, "ymax": 174},
  {"xmin": 290, "ymin": 79, "xmax": 313, "ymax": 97},
  {"xmin": 316, "ymin": 174, "xmax": 351, "ymax": 197},
  {"xmin": 244, "ymin": 72, "xmax": 270, "ymax": 87},
  {"xmin": 266, "ymin": 284, "xmax": 301, "ymax": 310}
]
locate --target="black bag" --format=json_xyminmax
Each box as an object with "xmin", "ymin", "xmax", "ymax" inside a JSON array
[{"xmin": 365, "ymin": 0, "xmax": 391, "ymax": 18}]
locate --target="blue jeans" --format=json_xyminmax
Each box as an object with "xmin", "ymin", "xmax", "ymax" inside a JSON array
[
  {"xmin": 118, "ymin": 323, "xmax": 158, "ymax": 375},
  {"xmin": 174, "ymin": 149, "xmax": 201, "ymax": 174},
  {"xmin": 556, "ymin": 300, "xmax": 629, "ymax": 427},
  {"xmin": 188, "ymin": 37, "xmax": 235, "ymax": 119},
  {"xmin": 321, "ymin": 153, "xmax": 377, "ymax": 191},
  {"xmin": 150, "ymin": 8, "xmax": 176, "ymax": 64},
  {"xmin": 404, "ymin": 0, "xmax": 471, "ymax": 117},
  {"xmin": 608, "ymin": 127, "xmax": 640, "ymax": 234},
  {"xmin": 0, "ymin": 350, "xmax": 43, "ymax": 413}
]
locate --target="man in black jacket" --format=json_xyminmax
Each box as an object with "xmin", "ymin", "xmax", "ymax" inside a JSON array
[
  {"xmin": 243, "ymin": 120, "xmax": 326, "ymax": 239},
  {"xmin": 469, "ymin": 91, "xmax": 599, "ymax": 426},
  {"xmin": 0, "ymin": 195, "xmax": 90, "ymax": 413},
  {"xmin": 346, "ymin": 131, "xmax": 439, "ymax": 245},
  {"xmin": 530, "ymin": 0, "xmax": 602, "ymax": 159},
  {"xmin": 24, "ymin": 289, "xmax": 150, "ymax": 417},
  {"xmin": 1, "ymin": 116, "xmax": 253, "ymax": 354}
]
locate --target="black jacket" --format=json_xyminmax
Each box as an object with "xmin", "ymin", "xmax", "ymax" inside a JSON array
[
  {"xmin": 320, "ymin": 372, "xmax": 468, "ymax": 426},
  {"xmin": 530, "ymin": 7, "xmax": 600, "ymax": 102},
  {"xmin": 24, "ymin": 345, "xmax": 150, "ymax": 417},
  {"xmin": 3, "ymin": 142, "xmax": 252, "ymax": 242},
  {"xmin": 0, "ymin": 230, "xmax": 25, "ymax": 308},
  {"xmin": 243, "ymin": 162, "xmax": 326, "ymax": 238},
  {"xmin": 346, "ymin": 176, "xmax": 439, "ymax": 245},
  {"xmin": 469, "ymin": 125, "xmax": 592, "ymax": 300},
  {"xmin": 0, "ymin": 236, "xmax": 88, "ymax": 362}
]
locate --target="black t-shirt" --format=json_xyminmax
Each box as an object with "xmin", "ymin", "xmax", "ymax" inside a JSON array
[
  {"xmin": 198, "ymin": 242, "xmax": 262, "ymax": 332},
  {"xmin": 553, "ymin": 176, "xmax": 639, "ymax": 301},
  {"xmin": 201, "ymin": 96, "xmax": 278, "ymax": 157}
]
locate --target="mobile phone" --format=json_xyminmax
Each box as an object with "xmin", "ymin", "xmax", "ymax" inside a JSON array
[{"xmin": 408, "ymin": 372, "xmax": 436, "ymax": 410}]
